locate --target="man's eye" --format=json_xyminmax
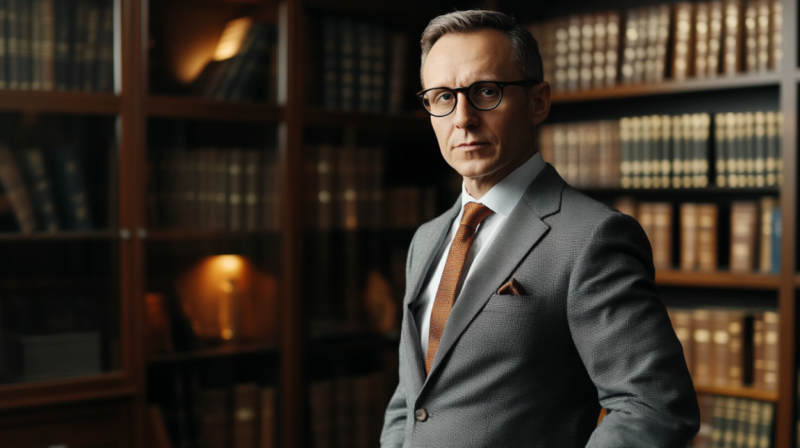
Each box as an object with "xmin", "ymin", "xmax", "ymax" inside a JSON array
[
  {"xmin": 480, "ymin": 88, "xmax": 497, "ymax": 97},
  {"xmin": 436, "ymin": 93, "xmax": 453, "ymax": 102}
]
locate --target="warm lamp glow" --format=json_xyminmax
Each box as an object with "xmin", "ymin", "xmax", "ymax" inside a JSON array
[
  {"xmin": 213, "ymin": 17, "xmax": 252, "ymax": 61},
  {"xmin": 216, "ymin": 255, "xmax": 244, "ymax": 275}
]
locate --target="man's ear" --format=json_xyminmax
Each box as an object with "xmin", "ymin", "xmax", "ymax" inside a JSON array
[{"xmin": 529, "ymin": 81, "xmax": 551, "ymax": 127}]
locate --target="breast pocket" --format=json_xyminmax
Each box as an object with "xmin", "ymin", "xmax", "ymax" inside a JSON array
[{"xmin": 482, "ymin": 293, "xmax": 540, "ymax": 314}]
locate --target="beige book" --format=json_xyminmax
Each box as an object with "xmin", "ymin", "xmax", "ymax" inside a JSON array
[
  {"xmin": 691, "ymin": 309, "xmax": 713, "ymax": 385},
  {"xmin": 621, "ymin": 9, "xmax": 639, "ymax": 84},
  {"xmin": 694, "ymin": 2, "xmax": 711, "ymax": 77},
  {"xmin": 697, "ymin": 203, "xmax": 719, "ymax": 271},
  {"xmin": 680, "ymin": 203, "xmax": 699, "ymax": 270},
  {"xmin": 744, "ymin": 1, "xmax": 758, "ymax": 72},
  {"xmin": 567, "ymin": 15, "xmax": 581, "ymax": 91},
  {"xmin": 580, "ymin": 14, "xmax": 595, "ymax": 91},
  {"xmin": 758, "ymin": 196, "xmax": 776, "ymax": 273},
  {"xmin": 592, "ymin": 13, "xmax": 607, "ymax": 90},
  {"xmin": 605, "ymin": 13, "xmax": 621, "ymax": 88},
  {"xmin": 730, "ymin": 201, "xmax": 758, "ymax": 272},
  {"xmin": 673, "ymin": 2, "xmax": 695, "ymax": 81},
  {"xmin": 708, "ymin": 1, "xmax": 724, "ymax": 76},
  {"xmin": 722, "ymin": 0, "xmax": 743, "ymax": 76},
  {"xmin": 770, "ymin": 0, "xmax": 782, "ymax": 70},
  {"xmin": 554, "ymin": 19, "xmax": 570, "ymax": 92}
]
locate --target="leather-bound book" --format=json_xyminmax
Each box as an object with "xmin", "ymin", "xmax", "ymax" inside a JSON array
[
  {"xmin": 694, "ymin": 2, "xmax": 710, "ymax": 78},
  {"xmin": 681, "ymin": 114, "xmax": 694, "ymax": 188},
  {"xmin": 762, "ymin": 310, "xmax": 778, "ymax": 390},
  {"xmin": 744, "ymin": 1, "xmax": 758, "ymax": 72},
  {"xmin": 338, "ymin": 18, "xmax": 356, "ymax": 111},
  {"xmin": 712, "ymin": 309, "xmax": 731, "ymax": 386},
  {"xmin": 637, "ymin": 202, "xmax": 655, "ymax": 248},
  {"xmin": 758, "ymin": 196, "xmax": 776, "ymax": 273},
  {"xmin": 752, "ymin": 312, "xmax": 765, "ymax": 388},
  {"xmin": 697, "ymin": 203, "xmax": 719, "ymax": 271},
  {"xmin": 722, "ymin": 0, "xmax": 743, "ymax": 76},
  {"xmin": 707, "ymin": 1, "xmax": 724, "ymax": 77},
  {"xmin": 735, "ymin": 113, "xmax": 747, "ymax": 188},
  {"xmin": 227, "ymin": 149, "xmax": 244, "ymax": 231},
  {"xmin": 714, "ymin": 113, "xmax": 728, "ymax": 187},
  {"xmin": 370, "ymin": 24, "xmax": 387, "ymax": 113},
  {"xmin": 769, "ymin": 0, "xmax": 782, "ymax": 70},
  {"xmin": 680, "ymin": 203, "xmax": 698, "ymax": 270},
  {"xmin": 387, "ymin": 32, "xmax": 407, "ymax": 113},
  {"xmin": 764, "ymin": 111, "xmax": 779, "ymax": 186},
  {"xmin": 591, "ymin": 13, "xmax": 606, "ymax": 90},
  {"xmin": 553, "ymin": 19, "xmax": 569, "ymax": 92},
  {"xmin": 621, "ymin": 9, "xmax": 639, "ymax": 85},
  {"xmin": 258, "ymin": 387, "xmax": 276, "ymax": 448},
  {"xmin": 202, "ymin": 389, "xmax": 229, "ymax": 448},
  {"xmin": 754, "ymin": 112, "xmax": 767, "ymax": 187},
  {"xmin": 673, "ymin": 2, "xmax": 694, "ymax": 81},
  {"xmin": 232, "ymin": 383, "xmax": 258, "ymax": 448},
  {"xmin": 630, "ymin": 116, "xmax": 643, "ymax": 189},
  {"xmin": 725, "ymin": 310, "xmax": 751, "ymax": 387},
  {"xmin": 693, "ymin": 393, "xmax": 714, "ymax": 448},
  {"xmin": 619, "ymin": 118, "xmax": 633, "ymax": 188},
  {"xmin": 355, "ymin": 21, "xmax": 373, "ymax": 113},
  {"xmin": 651, "ymin": 202, "xmax": 673, "ymax": 269},
  {"xmin": 755, "ymin": 0, "xmax": 770, "ymax": 71},
  {"xmin": 692, "ymin": 309, "xmax": 713, "ymax": 385},
  {"xmin": 730, "ymin": 201, "xmax": 758, "ymax": 272},
  {"xmin": 648, "ymin": 115, "xmax": 661, "ymax": 188},
  {"xmin": 671, "ymin": 115, "xmax": 684, "ymax": 188},
  {"xmin": 605, "ymin": 13, "xmax": 621, "ymax": 88},
  {"xmin": 598, "ymin": 120, "xmax": 619, "ymax": 187},
  {"xmin": 668, "ymin": 308, "xmax": 693, "ymax": 373},
  {"xmin": 17, "ymin": 147, "xmax": 59, "ymax": 232},
  {"xmin": 94, "ymin": 0, "xmax": 112, "ymax": 92},
  {"xmin": 565, "ymin": 123, "xmax": 580, "ymax": 185},
  {"xmin": 0, "ymin": 144, "xmax": 37, "ymax": 233},
  {"xmin": 321, "ymin": 17, "xmax": 338, "ymax": 110},
  {"xmin": 566, "ymin": 15, "xmax": 581, "ymax": 92},
  {"xmin": 744, "ymin": 112, "xmax": 756, "ymax": 187},
  {"xmin": 653, "ymin": 5, "xmax": 670, "ymax": 83},
  {"xmin": 612, "ymin": 196, "xmax": 637, "ymax": 218},
  {"xmin": 579, "ymin": 14, "xmax": 594, "ymax": 91}
]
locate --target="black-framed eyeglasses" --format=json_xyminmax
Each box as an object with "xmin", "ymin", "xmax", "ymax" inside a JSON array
[{"xmin": 417, "ymin": 78, "xmax": 541, "ymax": 117}]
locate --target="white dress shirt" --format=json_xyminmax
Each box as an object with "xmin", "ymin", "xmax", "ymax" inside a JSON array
[{"xmin": 413, "ymin": 151, "xmax": 546, "ymax": 357}]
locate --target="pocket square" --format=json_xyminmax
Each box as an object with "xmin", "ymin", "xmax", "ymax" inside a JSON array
[{"xmin": 497, "ymin": 278, "xmax": 527, "ymax": 296}]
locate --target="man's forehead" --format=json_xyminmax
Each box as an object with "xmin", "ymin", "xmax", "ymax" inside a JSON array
[{"xmin": 423, "ymin": 29, "xmax": 516, "ymax": 87}]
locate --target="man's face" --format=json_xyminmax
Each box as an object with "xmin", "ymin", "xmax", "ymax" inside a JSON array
[{"xmin": 422, "ymin": 29, "xmax": 548, "ymax": 192}]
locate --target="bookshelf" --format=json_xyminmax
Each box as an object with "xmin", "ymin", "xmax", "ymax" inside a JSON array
[{"xmin": 0, "ymin": 0, "xmax": 795, "ymax": 447}]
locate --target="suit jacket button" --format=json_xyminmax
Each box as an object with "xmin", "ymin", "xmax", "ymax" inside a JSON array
[{"xmin": 415, "ymin": 409, "xmax": 428, "ymax": 422}]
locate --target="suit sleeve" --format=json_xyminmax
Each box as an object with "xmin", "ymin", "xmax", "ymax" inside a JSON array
[
  {"xmin": 566, "ymin": 211, "xmax": 700, "ymax": 447},
  {"xmin": 380, "ymin": 230, "xmax": 417, "ymax": 448}
]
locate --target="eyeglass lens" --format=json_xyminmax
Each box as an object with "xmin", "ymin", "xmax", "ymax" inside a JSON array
[{"xmin": 421, "ymin": 82, "xmax": 503, "ymax": 116}]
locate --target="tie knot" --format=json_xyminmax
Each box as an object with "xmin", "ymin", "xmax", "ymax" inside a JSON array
[{"xmin": 460, "ymin": 202, "xmax": 493, "ymax": 230}]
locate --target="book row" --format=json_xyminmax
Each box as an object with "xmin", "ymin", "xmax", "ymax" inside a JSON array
[
  {"xmin": 151, "ymin": 148, "xmax": 280, "ymax": 232},
  {"xmin": 309, "ymin": 373, "xmax": 388, "ymax": 448},
  {"xmin": 692, "ymin": 395, "xmax": 774, "ymax": 448},
  {"xmin": 305, "ymin": 145, "xmax": 439, "ymax": 231},
  {"xmin": 527, "ymin": 0, "xmax": 782, "ymax": 93},
  {"xmin": 319, "ymin": 16, "xmax": 408, "ymax": 114},
  {"xmin": 189, "ymin": 19, "xmax": 278, "ymax": 103},
  {"xmin": 0, "ymin": 144, "xmax": 94, "ymax": 234},
  {"xmin": 152, "ymin": 372, "xmax": 277, "ymax": 448},
  {"xmin": 667, "ymin": 308, "xmax": 779, "ymax": 390},
  {"xmin": 615, "ymin": 198, "xmax": 781, "ymax": 273},
  {"xmin": 538, "ymin": 111, "xmax": 783, "ymax": 190},
  {"xmin": 0, "ymin": 0, "xmax": 114, "ymax": 92}
]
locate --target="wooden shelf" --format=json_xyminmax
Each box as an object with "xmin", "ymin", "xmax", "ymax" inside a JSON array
[
  {"xmin": 0, "ymin": 91, "xmax": 120, "ymax": 115},
  {"xmin": 581, "ymin": 186, "xmax": 780, "ymax": 196},
  {"xmin": 147, "ymin": 95, "xmax": 282, "ymax": 122},
  {"xmin": 695, "ymin": 385, "xmax": 779, "ymax": 402},
  {"xmin": 304, "ymin": 107, "xmax": 433, "ymax": 133},
  {"xmin": 147, "ymin": 342, "xmax": 278, "ymax": 364},
  {"xmin": 551, "ymin": 72, "xmax": 781, "ymax": 103},
  {"xmin": 146, "ymin": 229, "xmax": 279, "ymax": 241},
  {"xmin": 656, "ymin": 270, "xmax": 780, "ymax": 289},
  {"xmin": 0, "ymin": 231, "xmax": 117, "ymax": 242}
]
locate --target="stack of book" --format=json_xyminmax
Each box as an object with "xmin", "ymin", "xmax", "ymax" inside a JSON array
[
  {"xmin": 692, "ymin": 394, "xmax": 775, "ymax": 448},
  {"xmin": 320, "ymin": 16, "xmax": 408, "ymax": 114},
  {"xmin": 537, "ymin": 120, "xmax": 620, "ymax": 188},
  {"xmin": 539, "ymin": 110, "xmax": 782, "ymax": 190},
  {"xmin": 714, "ymin": 111, "xmax": 782, "ymax": 188},
  {"xmin": 309, "ymin": 373, "xmax": 387, "ymax": 448},
  {"xmin": 527, "ymin": 1, "xmax": 783, "ymax": 92},
  {"xmin": 152, "ymin": 148, "xmax": 280, "ymax": 232},
  {"xmin": 667, "ymin": 308, "xmax": 779, "ymax": 390},
  {"xmin": 190, "ymin": 20, "xmax": 279, "ymax": 103},
  {"xmin": 614, "ymin": 197, "xmax": 781, "ymax": 273},
  {"xmin": 154, "ymin": 371, "xmax": 278, "ymax": 448},
  {"xmin": 0, "ymin": 0, "xmax": 115, "ymax": 92},
  {"xmin": 0, "ymin": 144, "xmax": 93, "ymax": 233}
]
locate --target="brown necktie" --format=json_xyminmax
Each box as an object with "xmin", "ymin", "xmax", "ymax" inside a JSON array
[{"xmin": 425, "ymin": 202, "xmax": 494, "ymax": 375}]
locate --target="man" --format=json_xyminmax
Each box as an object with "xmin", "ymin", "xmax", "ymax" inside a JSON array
[{"xmin": 380, "ymin": 9, "xmax": 699, "ymax": 448}]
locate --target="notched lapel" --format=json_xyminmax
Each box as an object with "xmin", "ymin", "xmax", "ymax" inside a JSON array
[
  {"xmin": 426, "ymin": 165, "xmax": 565, "ymax": 379},
  {"xmin": 402, "ymin": 306, "xmax": 426, "ymax": 396}
]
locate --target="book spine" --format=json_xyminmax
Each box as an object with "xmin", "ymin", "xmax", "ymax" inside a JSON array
[
  {"xmin": 649, "ymin": 115, "xmax": 661, "ymax": 188},
  {"xmin": 553, "ymin": 19, "xmax": 569, "ymax": 92},
  {"xmin": 715, "ymin": 113, "xmax": 727, "ymax": 187},
  {"xmin": 54, "ymin": 0, "xmax": 70, "ymax": 90},
  {"xmin": 673, "ymin": 2, "xmax": 694, "ymax": 81},
  {"xmin": 31, "ymin": 0, "xmax": 42, "ymax": 91},
  {"xmin": 338, "ymin": 19, "xmax": 356, "ymax": 111},
  {"xmin": 355, "ymin": 21, "xmax": 373, "ymax": 113},
  {"xmin": 387, "ymin": 32, "xmax": 407, "ymax": 113},
  {"xmin": 726, "ymin": 112, "xmax": 739, "ymax": 187},
  {"xmin": 243, "ymin": 149, "xmax": 261, "ymax": 232},
  {"xmin": 619, "ymin": 118, "xmax": 632, "ymax": 188},
  {"xmin": 722, "ymin": 397, "xmax": 738, "ymax": 446},
  {"xmin": 41, "ymin": 0, "xmax": 56, "ymax": 91},
  {"xmin": 591, "ymin": 13, "xmax": 606, "ymax": 90},
  {"xmin": 763, "ymin": 310, "xmax": 778, "ymax": 390},
  {"xmin": 201, "ymin": 388, "xmax": 229, "ymax": 448},
  {"xmin": 71, "ymin": 0, "xmax": 88, "ymax": 91},
  {"xmin": 755, "ymin": 0, "xmax": 770, "ymax": 72},
  {"xmin": 6, "ymin": 0, "xmax": 18, "ymax": 90},
  {"xmin": 579, "ymin": 14, "xmax": 593, "ymax": 91},
  {"xmin": 0, "ymin": 0, "xmax": 7, "ymax": 90},
  {"xmin": 712, "ymin": 310, "xmax": 730, "ymax": 386},
  {"xmin": 730, "ymin": 201, "xmax": 758, "ymax": 272},
  {"xmin": 726, "ymin": 311, "xmax": 747, "ymax": 387},
  {"xmin": 745, "ymin": 112, "xmax": 757, "ymax": 187},
  {"xmin": 565, "ymin": 123, "xmax": 580, "ymax": 185},
  {"xmin": 259, "ymin": 387, "xmax": 276, "ymax": 448},
  {"xmin": 18, "ymin": 147, "xmax": 60, "ymax": 232},
  {"xmin": 757, "ymin": 402, "xmax": 775, "ymax": 448},
  {"xmin": 744, "ymin": 1, "xmax": 758, "ymax": 72},
  {"xmin": 697, "ymin": 203, "xmax": 719, "ymax": 271},
  {"xmin": 94, "ymin": 0, "xmax": 113, "ymax": 92},
  {"xmin": 681, "ymin": 114, "xmax": 694, "ymax": 188},
  {"xmin": 680, "ymin": 203, "xmax": 698, "ymax": 270},
  {"xmin": 630, "ymin": 116, "xmax": 643, "ymax": 188},
  {"xmin": 660, "ymin": 115, "xmax": 671, "ymax": 187},
  {"xmin": 227, "ymin": 149, "xmax": 244, "ymax": 231},
  {"xmin": 653, "ymin": 5, "xmax": 670, "ymax": 84},
  {"xmin": 754, "ymin": 111, "xmax": 767, "ymax": 187},
  {"xmin": 669, "ymin": 309, "xmax": 693, "ymax": 373},
  {"xmin": 232, "ymin": 383, "xmax": 258, "ymax": 448},
  {"xmin": 605, "ymin": 13, "xmax": 620, "ymax": 88},
  {"xmin": 771, "ymin": 206, "xmax": 781, "ymax": 273},
  {"xmin": 708, "ymin": 1, "xmax": 724, "ymax": 77},
  {"xmin": 758, "ymin": 196, "xmax": 775, "ymax": 273},
  {"xmin": 692, "ymin": 309, "xmax": 712, "ymax": 384},
  {"xmin": 753, "ymin": 313, "xmax": 765, "ymax": 388},
  {"xmin": 651, "ymin": 202, "xmax": 672, "ymax": 269},
  {"xmin": 566, "ymin": 15, "xmax": 581, "ymax": 91},
  {"xmin": 722, "ymin": 0, "xmax": 743, "ymax": 76},
  {"xmin": 710, "ymin": 396, "xmax": 725, "ymax": 446},
  {"xmin": 370, "ymin": 24, "xmax": 387, "ymax": 113},
  {"xmin": 18, "ymin": 0, "xmax": 31, "ymax": 90},
  {"xmin": 0, "ymin": 144, "xmax": 37, "ymax": 233},
  {"xmin": 695, "ymin": 2, "xmax": 710, "ymax": 78},
  {"xmin": 735, "ymin": 113, "xmax": 748, "ymax": 187},
  {"xmin": 671, "ymin": 115, "xmax": 683, "ymax": 188},
  {"xmin": 769, "ymin": 0, "xmax": 782, "ymax": 70}
]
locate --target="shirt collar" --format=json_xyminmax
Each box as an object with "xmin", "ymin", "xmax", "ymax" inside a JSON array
[{"xmin": 460, "ymin": 151, "xmax": 545, "ymax": 217}]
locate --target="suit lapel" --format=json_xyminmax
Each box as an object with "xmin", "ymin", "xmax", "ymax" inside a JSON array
[
  {"xmin": 401, "ymin": 196, "xmax": 461, "ymax": 397},
  {"xmin": 426, "ymin": 165, "xmax": 565, "ymax": 379}
]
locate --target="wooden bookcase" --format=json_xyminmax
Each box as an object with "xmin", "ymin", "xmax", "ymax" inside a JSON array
[{"xmin": 0, "ymin": 0, "xmax": 796, "ymax": 447}]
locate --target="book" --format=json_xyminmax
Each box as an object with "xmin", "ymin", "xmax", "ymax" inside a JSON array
[
  {"xmin": 604, "ymin": 13, "xmax": 620, "ymax": 88},
  {"xmin": 753, "ymin": 312, "xmax": 765, "ymax": 388},
  {"xmin": 48, "ymin": 145, "xmax": 93, "ymax": 230},
  {"xmin": 744, "ymin": 0, "xmax": 758, "ymax": 72},
  {"xmin": 356, "ymin": 21, "xmax": 373, "ymax": 112},
  {"xmin": 770, "ymin": 206, "xmax": 781, "ymax": 273},
  {"xmin": 680, "ymin": 203, "xmax": 698, "ymax": 270},
  {"xmin": 387, "ymin": 32, "xmax": 407, "ymax": 113},
  {"xmin": 621, "ymin": 8, "xmax": 639, "ymax": 84},
  {"xmin": 769, "ymin": 0, "xmax": 782, "ymax": 70},
  {"xmin": 668, "ymin": 308, "xmax": 693, "ymax": 373},
  {"xmin": 259, "ymin": 387, "xmax": 277, "ymax": 448},
  {"xmin": 730, "ymin": 201, "xmax": 758, "ymax": 272},
  {"xmin": 370, "ymin": 24, "xmax": 387, "ymax": 113},
  {"xmin": 694, "ymin": 2, "xmax": 710, "ymax": 78},
  {"xmin": 566, "ymin": 15, "xmax": 580, "ymax": 91},
  {"xmin": 697, "ymin": 203, "xmax": 718, "ymax": 271},
  {"xmin": 712, "ymin": 310, "xmax": 730, "ymax": 386},
  {"xmin": 232, "ymin": 382, "xmax": 258, "ymax": 448},
  {"xmin": 17, "ymin": 0, "xmax": 31, "ymax": 90},
  {"xmin": 651, "ymin": 202, "xmax": 672, "ymax": 270},
  {"xmin": 714, "ymin": 113, "xmax": 727, "ymax": 186},
  {"xmin": 94, "ymin": 0, "xmax": 112, "ymax": 91},
  {"xmin": 762, "ymin": 310, "xmax": 778, "ymax": 390},
  {"xmin": 0, "ymin": 143, "xmax": 37, "ymax": 233},
  {"xmin": 591, "ymin": 13, "xmax": 606, "ymax": 90},
  {"xmin": 80, "ymin": 0, "xmax": 100, "ymax": 91},
  {"xmin": 201, "ymin": 388, "xmax": 229, "ymax": 448},
  {"xmin": 722, "ymin": 0, "xmax": 743, "ymax": 76},
  {"xmin": 338, "ymin": 18, "xmax": 356, "ymax": 111},
  {"xmin": 758, "ymin": 196, "xmax": 776, "ymax": 273},
  {"xmin": 16, "ymin": 147, "xmax": 59, "ymax": 232},
  {"xmin": 692, "ymin": 308, "xmax": 713, "ymax": 386},
  {"xmin": 579, "ymin": 14, "xmax": 593, "ymax": 91},
  {"xmin": 672, "ymin": 2, "xmax": 694, "ymax": 81},
  {"xmin": 707, "ymin": 1, "xmax": 724, "ymax": 77}
]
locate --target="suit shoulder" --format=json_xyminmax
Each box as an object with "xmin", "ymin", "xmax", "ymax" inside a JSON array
[{"xmin": 559, "ymin": 185, "xmax": 624, "ymax": 225}]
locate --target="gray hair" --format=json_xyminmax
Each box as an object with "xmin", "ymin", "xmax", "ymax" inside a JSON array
[{"xmin": 419, "ymin": 10, "xmax": 543, "ymax": 87}]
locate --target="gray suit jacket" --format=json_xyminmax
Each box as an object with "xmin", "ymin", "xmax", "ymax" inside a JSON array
[{"xmin": 381, "ymin": 165, "xmax": 700, "ymax": 448}]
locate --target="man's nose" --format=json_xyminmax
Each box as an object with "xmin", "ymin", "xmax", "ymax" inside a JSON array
[{"xmin": 452, "ymin": 91, "xmax": 479, "ymax": 129}]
